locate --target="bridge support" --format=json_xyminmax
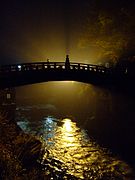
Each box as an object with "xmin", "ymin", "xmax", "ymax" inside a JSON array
[{"xmin": 0, "ymin": 88, "xmax": 16, "ymax": 120}]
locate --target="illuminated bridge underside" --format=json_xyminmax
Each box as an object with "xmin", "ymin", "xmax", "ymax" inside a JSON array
[{"xmin": 0, "ymin": 62, "xmax": 129, "ymax": 88}]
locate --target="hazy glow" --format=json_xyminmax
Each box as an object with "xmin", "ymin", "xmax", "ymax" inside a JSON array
[
  {"xmin": 62, "ymin": 81, "xmax": 74, "ymax": 84},
  {"xmin": 1, "ymin": 1, "xmax": 135, "ymax": 65}
]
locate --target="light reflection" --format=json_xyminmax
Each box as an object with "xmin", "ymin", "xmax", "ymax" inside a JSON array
[
  {"xmin": 63, "ymin": 118, "xmax": 72, "ymax": 132},
  {"xmin": 18, "ymin": 65, "xmax": 21, "ymax": 69},
  {"xmin": 62, "ymin": 81, "xmax": 75, "ymax": 83},
  {"xmin": 60, "ymin": 118, "xmax": 77, "ymax": 147},
  {"xmin": 17, "ymin": 120, "xmax": 30, "ymax": 132},
  {"xmin": 16, "ymin": 113, "xmax": 133, "ymax": 179},
  {"xmin": 42, "ymin": 116, "xmax": 57, "ymax": 145},
  {"xmin": 45, "ymin": 117, "xmax": 133, "ymax": 179},
  {"xmin": 46, "ymin": 116, "xmax": 53, "ymax": 124},
  {"xmin": 49, "ymin": 118, "xmax": 90, "ymax": 178}
]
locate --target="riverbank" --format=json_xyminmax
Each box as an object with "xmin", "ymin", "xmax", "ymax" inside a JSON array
[{"xmin": 0, "ymin": 114, "xmax": 47, "ymax": 179}]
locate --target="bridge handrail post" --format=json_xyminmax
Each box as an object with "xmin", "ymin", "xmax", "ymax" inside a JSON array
[
  {"xmin": 96, "ymin": 66, "xmax": 98, "ymax": 72},
  {"xmin": 54, "ymin": 62, "xmax": 56, "ymax": 69},
  {"xmin": 36, "ymin": 64, "xmax": 38, "ymax": 70},
  {"xmin": 42, "ymin": 63, "xmax": 45, "ymax": 70},
  {"xmin": 78, "ymin": 63, "xmax": 80, "ymax": 70},
  {"xmin": 47, "ymin": 59, "xmax": 50, "ymax": 69}
]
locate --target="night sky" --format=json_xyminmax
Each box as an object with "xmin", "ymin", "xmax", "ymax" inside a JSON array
[{"xmin": 0, "ymin": 0, "xmax": 135, "ymax": 64}]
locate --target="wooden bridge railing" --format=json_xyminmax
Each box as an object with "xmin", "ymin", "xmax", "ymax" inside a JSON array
[{"xmin": 0, "ymin": 62, "xmax": 110, "ymax": 74}]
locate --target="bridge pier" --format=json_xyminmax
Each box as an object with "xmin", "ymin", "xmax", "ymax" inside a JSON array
[{"xmin": 0, "ymin": 88, "xmax": 16, "ymax": 120}]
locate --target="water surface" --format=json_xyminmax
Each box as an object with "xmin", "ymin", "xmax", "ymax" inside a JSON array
[
  {"xmin": 16, "ymin": 112, "xmax": 134, "ymax": 179},
  {"xmin": 16, "ymin": 82, "xmax": 135, "ymax": 179}
]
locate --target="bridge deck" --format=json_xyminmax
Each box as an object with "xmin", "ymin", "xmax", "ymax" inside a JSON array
[
  {"xmin": 0, "ymin": 61, "xmax": 131, "ymax": 88},
  {"xmin": 0, "ymin": 62, "xmax": 109, "ymax": 73}
]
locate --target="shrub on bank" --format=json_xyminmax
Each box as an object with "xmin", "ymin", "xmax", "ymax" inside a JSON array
[{"xmin": 0, "ymin": 114, "xmax": 43, "ymax": 179}]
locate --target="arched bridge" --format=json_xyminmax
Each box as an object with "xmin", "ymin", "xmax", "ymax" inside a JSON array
[{"xmin": 0, "ymin": 59, "xmax": 129, "ymax": 89}]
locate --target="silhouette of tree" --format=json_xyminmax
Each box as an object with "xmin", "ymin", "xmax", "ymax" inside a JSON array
[{"xmin": 79, "ymin": 1, "xmax": 135, "ymax": 64}]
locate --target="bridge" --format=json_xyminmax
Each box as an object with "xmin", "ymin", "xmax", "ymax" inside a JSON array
[
  {"xmin": 0, "ymin": 56, "xmax": 131, "ymax": 89},
  {"xmin": 0, "ymin": 56, "xmax": 134, "ymax": 118}
]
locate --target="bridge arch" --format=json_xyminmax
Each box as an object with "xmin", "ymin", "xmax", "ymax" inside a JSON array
[{"xmin": 0, "ymin": 61, "xmax": 115, "ymax": 88}]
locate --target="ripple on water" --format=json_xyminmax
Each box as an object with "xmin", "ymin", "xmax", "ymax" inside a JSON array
[{"xmin": 17, "ymin": 115, "xmax": 134, "ymax": 179}]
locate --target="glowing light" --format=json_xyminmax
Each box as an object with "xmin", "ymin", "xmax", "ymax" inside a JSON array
[
  {"xmin": 18, "ymin": 65, "xmax": 21, "ymax": 69},
  {"xmin": 63, "ymin": 118, "xmax": 72, "ymax": 132},
  {"xmin": 46, "ymin": 116, "xmax": 53, "ymax": 124},
  {"xmin": 58, "ymin": 81, "xmax": 75, "ymax": 84}
]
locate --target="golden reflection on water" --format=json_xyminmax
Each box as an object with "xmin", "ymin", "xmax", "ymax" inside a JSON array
[
  {"xmin": 16, "ymin": 114, "xmax": 134, "ymax": 179},
  {"xmin": 63, "ymin": 118, "xmax": 73, "ymax": 132},
  {"xmin": 61, "ymin": 119, "xmax": 77, "ymax": 148},
  {"xmin": 48, "ymin": 118, "xmax": 86, "ymax": 178},
  {"xmin": 43, "ymin": 118, "xmax": 133, "ymax": 179}
]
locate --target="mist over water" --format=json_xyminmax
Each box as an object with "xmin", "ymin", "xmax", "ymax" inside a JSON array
[
  {"xmin": 63, "ymin": 0, "xmax": 71, "ymax": 56},
  {"xmin": 16, "ymin": 81, "xmax": 135, "ymax": 178}
]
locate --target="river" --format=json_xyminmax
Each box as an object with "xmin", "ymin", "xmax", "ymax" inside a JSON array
[{"xmin": 15, "ymin": 81, "xmax": 135, "ymax": 179}]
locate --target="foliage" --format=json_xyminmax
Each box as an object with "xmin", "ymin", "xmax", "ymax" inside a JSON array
[
  {"xmin": 0, "ymin": 114, "xmax": 44, "ymax": 179},
  {"xmin": 79, "ymin": 1, "xmax": 135, "ymax": 63}
]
